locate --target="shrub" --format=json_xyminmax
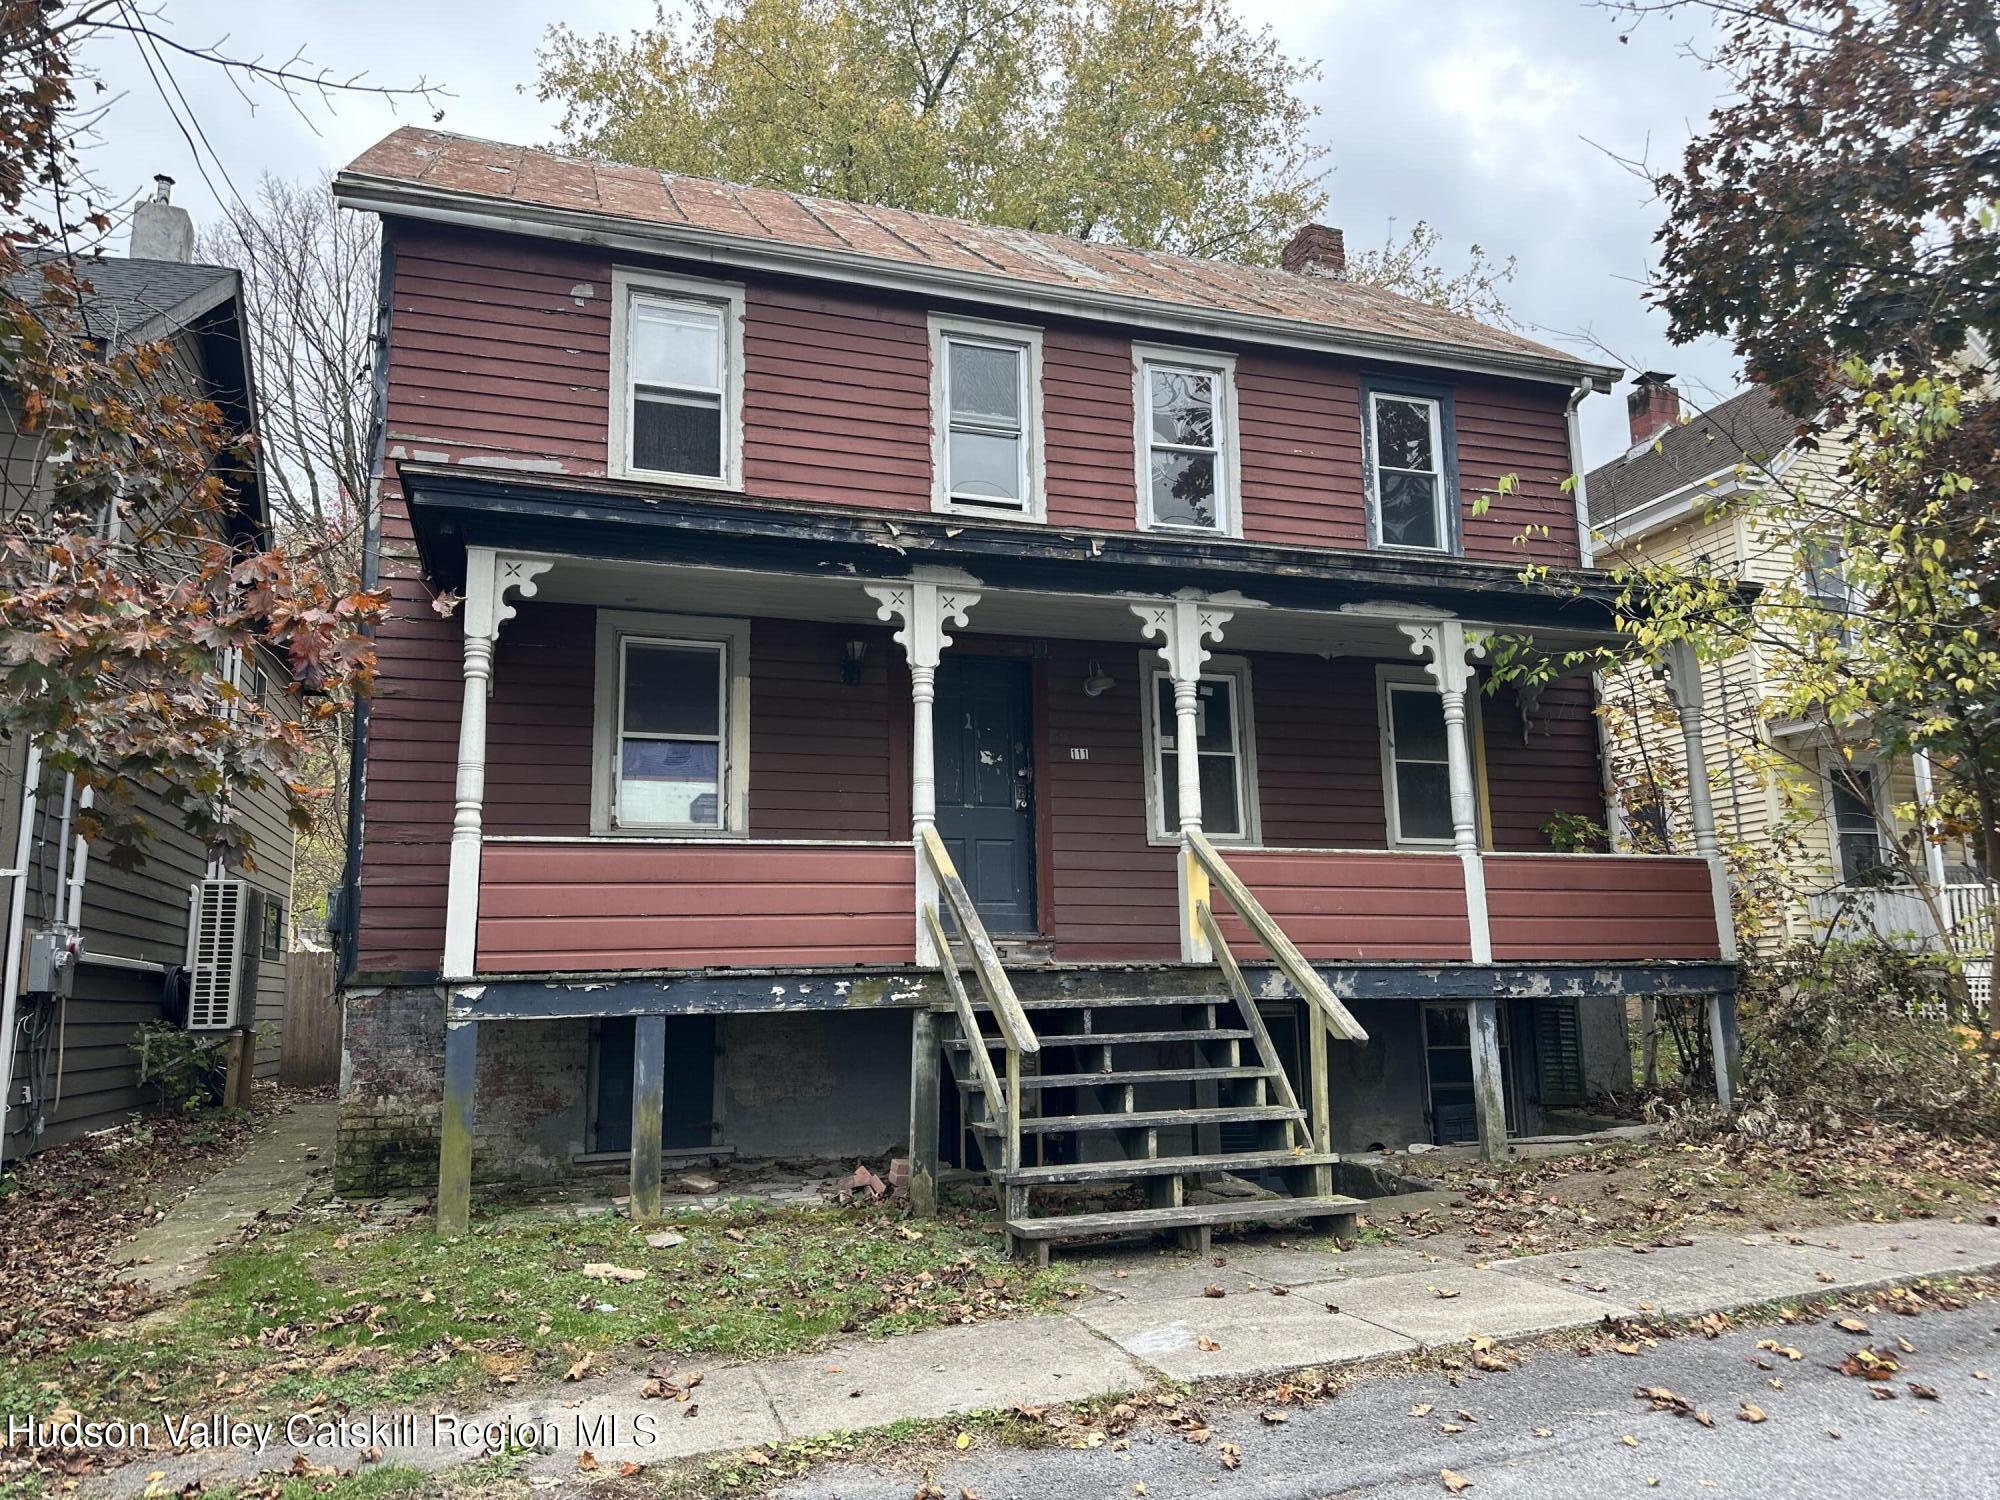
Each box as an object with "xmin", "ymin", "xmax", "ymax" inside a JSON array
[{"xmin": 129, "ymin": 1022, "xmax": 228, "ymax": 1114}]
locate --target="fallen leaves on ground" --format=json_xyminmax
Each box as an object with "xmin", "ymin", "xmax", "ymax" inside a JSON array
[
  {"xmin": 1441, "ymin": 1469, "xmax": 1472, "ymax": 1493},
  {"xmin": 1739, "ymin": 1403, "xmax": 1768, "ymax": 1424},
  {"xmin": 1389, "ymin": 1120, "xmax": 2000, "ymax": 1259}
]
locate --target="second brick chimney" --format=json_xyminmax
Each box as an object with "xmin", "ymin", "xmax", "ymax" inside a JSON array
[
  {"xmin": 1281, "ymin": 223, "xmax": 1346, "ymax": 278},
  {"xmin": 1627, "ymin": 371, "xmax": 1682, "ymax": 447}
]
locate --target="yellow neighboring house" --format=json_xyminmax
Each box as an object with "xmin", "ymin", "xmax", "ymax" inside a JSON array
[{"xmin": 1585, "ymin": 374, "xmax": 1990, "ymax": 996}]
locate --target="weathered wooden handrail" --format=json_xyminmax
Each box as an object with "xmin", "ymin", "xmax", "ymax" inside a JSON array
[
  {"xmin": 922, "ymin": 902, "xmax": 1010, "ymax": 1139},
  {"xmin": 918, "ymin": 825, "xmax": 1040, "ymax": 1057},
  {"xmin": 1185, "ymin": 828, "xmax": 1369, "ymax": 1043},
  {"xmin": 1195, "ymin": 900, "xmax": 1310, "ymax": 1152}
]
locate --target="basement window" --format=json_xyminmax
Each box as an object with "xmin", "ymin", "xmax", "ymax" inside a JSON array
[{"xmin": 610, "ymin": 269, "xmax": 745, "ymax": 489}]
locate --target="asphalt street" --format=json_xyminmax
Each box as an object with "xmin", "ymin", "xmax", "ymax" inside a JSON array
[{"xmin": 776, "ymin": 1298, "xmax": 2000, "ymax": 1499}]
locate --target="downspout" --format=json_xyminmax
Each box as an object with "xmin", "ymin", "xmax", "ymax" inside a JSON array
[
  {"xmin": 0, "ymin": 744, "xmax": 43, "ymax": 1163},
  {"xmin": 1568, "ymin": 379, "xmax": 1623, "ymax": 847},
  {"xmin": 1565, "ymin": 381, "xmax": 1597, "ymax": 569}
]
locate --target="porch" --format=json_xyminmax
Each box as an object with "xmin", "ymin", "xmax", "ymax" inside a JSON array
[{"xmin": 390, "ymin": 480, "xmax": 1742, "ymax": 1248}]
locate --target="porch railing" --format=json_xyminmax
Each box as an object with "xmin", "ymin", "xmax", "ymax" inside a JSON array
[
  {"xmin": 917, "ymin": 825, "xmax": 1039, "ymax": 1173},
  {"xmin": 1806, "ymin": 881, "xmax": 1996, "ymax": 959}
]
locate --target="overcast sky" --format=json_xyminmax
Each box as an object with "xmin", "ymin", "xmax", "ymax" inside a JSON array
[{"xmin": 73, "ymin": 0, "xmax": 1744, "ymax": 467}]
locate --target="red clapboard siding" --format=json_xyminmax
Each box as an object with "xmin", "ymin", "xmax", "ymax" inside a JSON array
[
  {"xmin": 1480, "ymin": 675, "xmax": 1604, "ymax": 851},
  {"xmin": 1044, "ymin": 326, "xmax": 1137, "ymax": 530},
  {"xmin": 1484, "ymin": 855, "xmax": 1720, "ymax": 960},
  {"xmin": 1220, "ymin": 850, "xmax": 1473, "ymax": 961},
  {"xmin": 477, "ymin": 842, "xmax": 915, "ymax": 970},
  {"xmin": 482, "ymin": 610, "xmax": 902, "ymax": 840},
  {"xmin": 1237, "ymin": 350, "xmax": 1368, "ymax": 549},
  {"xmin": 385, "ymin": 225, "xmax": 612, "ymax": 475},
  {"xmin": 1041, "ymin": 639, "xmax": 1179, "ymax": 960},
  {"xmin": 1453, "ymin": 377, "xmax": 1577, "ymax": 565},
  {"xmin": 740, "ymin": 282, "xmax": 932, "ymax": 510},
  {"xmin": 1253, "ymin": 654, "xmax": 1389, "ymax": 847}
]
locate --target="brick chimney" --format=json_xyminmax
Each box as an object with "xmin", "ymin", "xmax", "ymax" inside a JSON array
[
  {"xmin": 1627, "ymin": 371, "xmax": 1682, "ymax": 447},
  {"xmin": 128, "ymin": 175, "xmax": 193, "ymax": 262},
  {"xmin": 1281, "ymin": 223, "xmax": 1346, "ymax": 278}
]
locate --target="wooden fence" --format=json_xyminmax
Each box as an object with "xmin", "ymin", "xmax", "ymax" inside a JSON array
[{"xmin": 279, "ymin": 948, "xmax": 341, "ymax": 1086}]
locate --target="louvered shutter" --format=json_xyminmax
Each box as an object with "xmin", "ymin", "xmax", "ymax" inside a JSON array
[{"xmin": 1535, "ymin": 999, "xmax": 1586, "ymax": 1109}]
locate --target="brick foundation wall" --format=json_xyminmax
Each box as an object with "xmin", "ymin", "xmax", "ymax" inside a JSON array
[{"xmin": 336, "ymin": 984, "xmax": 590, "ymax": 1195}]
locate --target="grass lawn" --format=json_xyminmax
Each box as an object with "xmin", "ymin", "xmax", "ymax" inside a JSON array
[{"xmin": 0, "ymin": 1199, "xmax": 1072, "ymax": 1429}]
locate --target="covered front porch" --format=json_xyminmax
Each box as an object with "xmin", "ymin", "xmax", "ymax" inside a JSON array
[{"xmin": 401, "ymin": 472, "xmax": 1742, "ymax": 1240}]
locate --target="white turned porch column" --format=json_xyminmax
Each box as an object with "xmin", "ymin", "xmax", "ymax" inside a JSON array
[
  {"xmin": 864, "ymin": 574, "xmax": 982, "ymax": 966},
  {"xmin": 1659, "ymin": 639, "xmax": 1740, "ymax": 966},
  {"xmin": 1398, "ymin": 619, "xmax": 1493, "ymax": 964},
  {"xmin": 442, "ymin": 548, "xmax": 554, "ymax": 981},
  {"xmin": 1911, "ymin": 749, "xmax": 1951, "ymax": 892},
  {"xmin": 1132, "ymin": 596, "xmax": 1235, "ymax": 962}
]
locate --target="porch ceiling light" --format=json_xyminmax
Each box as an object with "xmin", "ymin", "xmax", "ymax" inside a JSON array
[
  {"xmin": 1083, "ymin": 660, "xmax": 1117, "ymax": 698},
  {"xmin": 842, "ymin": 637, "xmax": 868, "ymax": 686}
]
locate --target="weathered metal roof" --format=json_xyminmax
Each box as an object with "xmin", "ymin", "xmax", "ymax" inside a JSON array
[
  {"xmin": 1586, "ymin": 386, "xmax": 1805, "ymax": 525},
  {"xmin": 338, "ymin": 127, "xmax": 1615, "ymax": 385}
]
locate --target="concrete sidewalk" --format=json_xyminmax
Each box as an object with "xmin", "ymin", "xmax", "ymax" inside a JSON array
[
  {"xmin": 105, "ymin": 1210, "xmax": 2000, "ymax": 1494},
  {"xmin": 120, "ymin": 1097, "xmax": 337, "ymax": 1296}
]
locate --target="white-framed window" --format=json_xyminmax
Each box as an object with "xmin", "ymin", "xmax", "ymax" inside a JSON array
[
  {"xmin": 1141, "ymin": 657, "xmax": 1259, "ymax": 844},
  {"xmin": 591, "ymin": 610, "xmax": 751, "ymax": 835},
  {"xmin": 1827, "ymin": 763, "xmax": 1889, "ymax": 885},
  {"xmin": 608, "ymin": 268, "xmax": 745, "ymax": 489},
  {"xmin": 1134, "ymin": 345, "xmax": 1239, "ymax": 536},
  {"xmin": 1377, "ymin": 666, "xmax": 1482, "ymax": 848},
  {"xmin": 929, "ymin": 314, "xmax": 1044, "ymax": 518},
  {"xmin": 1365, "ymin": 389, "xmax": 1453, "ymax": 553}
]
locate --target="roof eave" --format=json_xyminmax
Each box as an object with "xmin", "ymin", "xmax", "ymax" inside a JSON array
[{"xmin": 332, "ymin": 173, "xmax": 1622, "ymax": 392}]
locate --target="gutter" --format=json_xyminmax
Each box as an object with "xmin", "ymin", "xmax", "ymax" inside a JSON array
[{"xmin": 332, "ymin": 175, "xmax": 1623, "ymax": 393}]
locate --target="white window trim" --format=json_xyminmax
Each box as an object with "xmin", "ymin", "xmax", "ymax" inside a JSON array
[
  {"xmin": 608, "ymin": 267, "xmax": 746, "ymax": 490},
  {"xmin": 1377, "ymin": 664, "xmax": 1483, "ymax": 850},
  {"xmin": 591, "ymin": 609, "xmax": 752, "ymax": 837},
  {"xmin": 1139, "ymin": 653, "xmax": 1262, "ymax": 846},
  {"xmin": 1823, "ymin": 756, "xmax": 1892, "ymax": 886},
  {"xmin": 1132, "ymin": 342, "xmax": 1241, "ymax": 539},
  {"xmin": 1365, "ymin": 390, "xmax": 1450, "ymax": 555},
  {"xmin": 928, "ymin": 313, "xmax": 1046, "ymax": 521}
]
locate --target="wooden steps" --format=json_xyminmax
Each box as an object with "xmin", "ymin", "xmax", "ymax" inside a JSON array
[
  {"xmin": 1005, "ymin": 1195, "xmax": 1366, "ymax": 1264},
  {"xmin": 998, "ymin": 1149, "xmax": 1340, "ymax": 1185},
  {"xmin": 1002, "ymin": 1065, "xmax": 1270, "ymax": 1091},
  {"xmin": 948, "ymin": 1027, "xmax": 1253, "ymax": 1050},
  {"xmin": 937, "ymin": 971, "xmax": 1359, "ymax": 1262},
  {"xmin": 976, "ymin": 1104, "xmax": 1299, "ymax": 1136}
]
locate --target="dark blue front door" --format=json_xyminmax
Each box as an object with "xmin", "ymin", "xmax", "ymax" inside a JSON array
[{"xmin": 934, "ymin": 656, "xmax": 1037, "ymax": 933}]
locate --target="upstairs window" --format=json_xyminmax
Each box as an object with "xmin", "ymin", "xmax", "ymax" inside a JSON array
[
  {"xmin": 931, "ymin": 316, "xmax": 1043, "ymax": 518},
  {"xmin": 591, "ymin": 611, "xmax": 751, "ymax": 835},
  {"xmin": 1137, "ymin": 347, "xmax": 1238, "ymax": 535},
  {"xmin": 1365, "ymin": 388, "xmax": 1455, "ymax": 553},
  {"xmin": 610, "ymin": 270, "xmax": 744, "ymax": 488},
  {"xmin": 1829, "ymin": 766, "xmax": 1888, "ymax": 885}
]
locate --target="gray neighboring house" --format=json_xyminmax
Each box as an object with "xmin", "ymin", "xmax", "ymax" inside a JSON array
[{"xmin": 0, "ymin": 181, "xmax": 296, "ymax": 1160}]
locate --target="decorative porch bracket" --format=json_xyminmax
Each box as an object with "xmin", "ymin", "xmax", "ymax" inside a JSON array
[
  {"xmin": 864, "ymin": 574, "xmax": 982, "ymax": 966},
  {"xmin": 1132, "ymin": 596, "xmax": 1236, "ymax": 962},
  {"xmin": 1657, "ymin": 641, "xmax": 1741, "ymax": 967},
  {"xmin": 1398, "ymin": 619, "xmax": 1494, "ymax": 966},
  {"xmin": 443, "ymin": 547, "xmax": 555, "ymax": 981}
]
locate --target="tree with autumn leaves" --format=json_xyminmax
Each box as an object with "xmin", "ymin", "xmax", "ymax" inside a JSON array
[
  {"xmin": 0, "ymin": 4, "xmax": 393, "ymax": 872},
  {"xmin": 1585, "ymin": 2, "xmax": 2000, "ymax": 1040}
]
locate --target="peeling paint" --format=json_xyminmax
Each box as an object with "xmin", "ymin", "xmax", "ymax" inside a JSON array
[
  {"xmin": 459, "ymin": 454, "xmax": 567, "ymax": 473},
  {"xmin": 410, "ymin": 449, "xmax": 452, "ymax": 464},
  {"xmin": 568, "ymin": 282, "xmax": 596, "ymax": 305}
]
